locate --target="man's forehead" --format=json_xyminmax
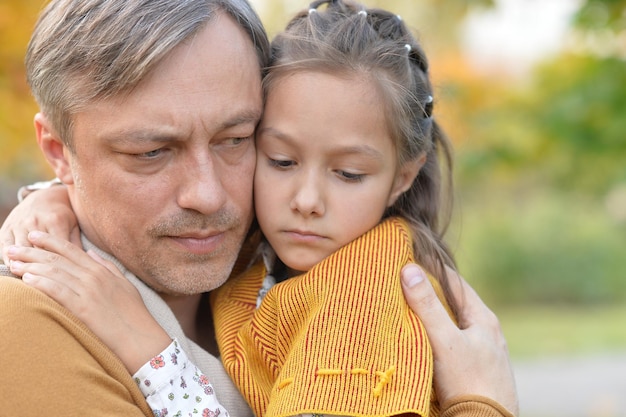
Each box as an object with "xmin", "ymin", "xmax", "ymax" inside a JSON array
[{"xmin": 68, "ymin": 14, "xmax": 263, "ymax": 142}]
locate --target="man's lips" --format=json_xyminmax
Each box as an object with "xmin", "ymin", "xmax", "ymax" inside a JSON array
[{"xmin": 168, "ymin": 231, "xmax": 225, "ymax": 255}]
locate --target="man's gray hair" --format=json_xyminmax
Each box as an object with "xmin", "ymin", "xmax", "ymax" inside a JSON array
[{"xmin": 26, "ymin": 0, "xmax": 270, "ymax": 148}]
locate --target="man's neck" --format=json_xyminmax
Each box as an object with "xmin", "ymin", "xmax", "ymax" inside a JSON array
[
  {"xmin": 161, "ymin": 293, "xmax": 202, "ymax": 339},
  {"xmin": 160, "ymin": 292, "xmax": 218, "ymax": 355}
]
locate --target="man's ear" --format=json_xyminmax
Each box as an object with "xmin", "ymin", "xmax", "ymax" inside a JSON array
[
  {"xmin": 34, "ymin": 113, "xmax": 74, "ymax": 185},
  {"xmin": 387, "ymin": 152, "xmax": 427, "ymax": 207}
]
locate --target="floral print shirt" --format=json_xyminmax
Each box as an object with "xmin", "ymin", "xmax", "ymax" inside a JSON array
[{"xmin": 134, "ymin": 339, "xmax": 229, "ymax": 417}]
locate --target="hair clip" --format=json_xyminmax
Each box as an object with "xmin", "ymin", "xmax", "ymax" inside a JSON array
[
  {"xmin": 396, "ymin": 15, "xmax": 403, "ymax": 21},
  {"xmin": 308, "ymin": 8, "xmax": 317, "ymax": 14},
  {"xmin": 424, "ymin": 96, "xmax": 434, "ymax": 119},
  {"xmin": 404, "ymin": 44, "xmax": 412, "ymax": 52},
  {"xmin": 358, "ymin": 10, "xmax": 367, "ymax": 17}
]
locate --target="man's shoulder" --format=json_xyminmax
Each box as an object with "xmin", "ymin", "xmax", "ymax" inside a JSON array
[
  {"xmin": 0, "ymin": 276, "xmax": 152, "ymax": 416},
  {"xmin": 0, "ymin": 274, "xmax": 153, "ymax": 416},
  {"xmin": 0, "ymin": 272, "xmax": 71, "ymax": 324},
  {"xmin": 0, "ymin": 271, "xmax": 91, "ymax": 339},
  {"xmin": 0, "ymin": 273, "xmax": 91, "ymax": 368}
]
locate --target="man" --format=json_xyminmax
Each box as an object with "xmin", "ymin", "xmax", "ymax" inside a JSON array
[
  {"xmin": 0, "ymin": 0, "xmax": 517, "ymax": 415},
  {"xmin": 1, "ymin": 0, "xmax": 267, "ymax": 415}
]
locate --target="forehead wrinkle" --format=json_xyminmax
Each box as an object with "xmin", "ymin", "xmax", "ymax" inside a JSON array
[
  {"xmin": 98, "ymin": 126, "xmax": 180, "ymax": 145},
  {"xmin": 218, "ymin": 109, "xmax": 262, "ymax": 131},
  {"xmin": 196, "ymin": 109, "xmax": 261, "ymax": 140},
  {"xmin": 97, "ymin": 105, "xmax": 261, "ymax": 146}
]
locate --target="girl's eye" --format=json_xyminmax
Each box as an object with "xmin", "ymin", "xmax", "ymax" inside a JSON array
[
  {"xmin": 337, "ymin": 170, "xmax": 364, "ymax": 182},
  {"xmin": 268, "ymin": 158, "xmax": 295, "ymax": 169}
]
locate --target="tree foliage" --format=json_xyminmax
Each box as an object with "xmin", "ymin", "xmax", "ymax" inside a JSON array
[
  {"xmin": 0, "ymin": 0, "xmax": 50, "ymax": 187},
  {"xmin": 574, "ymin": 0, "xmax": 626, "ymax": 32},
  {"xmin": 455, "ymin": 54, "xmax": 626, "ymax": 196},
  {"xmin": 435, "ymin": 0, "xmax": 626, "ymax": 306}
]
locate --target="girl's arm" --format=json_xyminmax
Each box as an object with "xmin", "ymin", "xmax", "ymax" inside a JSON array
[
  {"xmin": 6, "ymin": 232, "xmax": 228, "ymax": 417},
  {"xmin": 1, "ymin": 184, "xmax": 80, "ymax": 265},
  {"xmin": 7, "ymin": 231, "xmax": 171, "ymax": 372},
  {"xmin": 401, "ymin": 264, "xmax": 519, "ymax": 417}
]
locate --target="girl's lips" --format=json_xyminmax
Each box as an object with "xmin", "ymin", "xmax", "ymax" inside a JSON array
[{"xmin": 284, "ymin": 230, "xmax": 325, "ymax": 242}]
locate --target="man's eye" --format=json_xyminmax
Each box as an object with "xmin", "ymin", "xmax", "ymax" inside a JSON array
[
  {"xmin": 227, "ymin": 136, "xmax": 252, "ymax": 146},
  {"xmin": 337, "ymin": 170, "xmax": 364, "ymax": 182},
  {"xmin": 136, "ymin": 149, "xmax": 163, "ymax": 159}
]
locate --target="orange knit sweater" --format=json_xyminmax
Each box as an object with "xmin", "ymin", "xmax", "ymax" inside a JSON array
[{"xmin": 212, "ymin": 217, "xmax": 448, "ymax": 417}]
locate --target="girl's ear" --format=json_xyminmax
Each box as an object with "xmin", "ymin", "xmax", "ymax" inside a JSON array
[
  {"xmin": 387, "ymin": 152, "xmax": 426, "ymax": 207},
  {"xmin": 34, "ymin": 113, "xmax": 74, "ymax": 185}
]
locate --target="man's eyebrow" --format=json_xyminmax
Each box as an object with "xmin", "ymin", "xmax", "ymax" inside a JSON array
[
  {"xmin": 101, "ymin": 111, "xmax": 261, "ymax": 144},
  {"xmin": 102, "ymin": 130, "xmax": 176, "ymax": 145},
  {"xmin": 218, "ymin": 110, "xmax": 262, "ymax": 130}
]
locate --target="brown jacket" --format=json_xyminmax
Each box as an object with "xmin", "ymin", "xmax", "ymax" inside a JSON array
[{"xmin": 0, "ymin": 270, "xmax": 154, "ymax": 416}]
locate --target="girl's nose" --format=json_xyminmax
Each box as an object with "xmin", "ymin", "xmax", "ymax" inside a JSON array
[{"xmin": 290, "ymin": 173, "xmax": 325, "ymax": 217}]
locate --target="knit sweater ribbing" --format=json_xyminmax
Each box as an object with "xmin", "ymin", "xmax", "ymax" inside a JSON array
[{"xmin": 212, "ymin": 217, "xmax": 443, "ymax": 417}]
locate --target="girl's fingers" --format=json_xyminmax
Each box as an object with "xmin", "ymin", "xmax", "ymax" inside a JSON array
[
  {"xmin": 86, "ymin": 249, "xmax": 127, "ymax": 280},
  {"xmin": 1, "ymin": 221, "xmax": 36, "ymax": 264},
  {"xmin": 69, "ymin": 226, "xmax": 83, "ymax": 249},
  {"xmin": 22, "ymin": 271, "xmax": 81, "ymax": 303},
  {"xmin": 1, "ymin": 231, "xmax": 17, "ymax": 265},
  {"xmin": 8, "ymin": 233, "xmax": 126, "ymax": 293},
  {"xmin": 27, "ymin": 230, "xmax": 82, "ymax": 261},
  {"xmin": 5, "ymin": 232, "xmax": 76, "ymax": 268},
  {"xmin": 7, "ymin": 248, "xmax": 83, "ymax": 294},
  {"xmin": 21, "ymin": 231, "xmax": 105, "ymax": 279},
  {"xmin": 6, "ymin": 233, "xmax": 107, "ymax": 293},
  {"xmin": 1, "ymin": 185, "xmax": 74, "ymax": 261}
]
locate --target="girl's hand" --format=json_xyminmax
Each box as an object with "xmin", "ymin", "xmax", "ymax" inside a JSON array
[
  {"xmin": 401, "ymin": 264, "xmax": 519, "ymax": 416},
  {"xmin": 6, "ymin": 231, "xmax": 171, "ymax": 374},
  {"xmin": 1, "ymin": 185, "xmax": 80, "ymax": 265}
]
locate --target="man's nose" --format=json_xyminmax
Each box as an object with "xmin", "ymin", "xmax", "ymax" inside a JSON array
[{"xmin": 177, "ymin": 152, "xmax": 227, "ymax": 214}]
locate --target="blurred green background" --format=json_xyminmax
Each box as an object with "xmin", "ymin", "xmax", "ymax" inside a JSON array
[{"xmin": 2, "ymin": 0, "xmax": 625, "ymax": 358}]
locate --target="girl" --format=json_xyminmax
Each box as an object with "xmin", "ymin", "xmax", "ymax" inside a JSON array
[
  {"xmin": 208, "ymin": 1, "xmax": 460, "ymax": 416},
  {"xmin": 4, "ymin": 0, "xmax": 513, "ymax": 416}
]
